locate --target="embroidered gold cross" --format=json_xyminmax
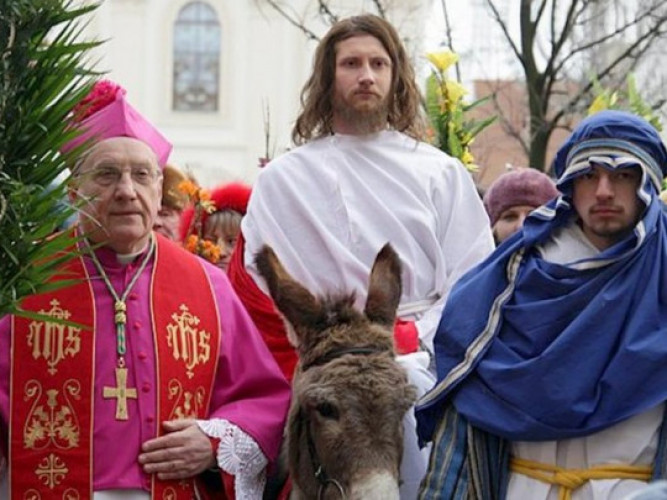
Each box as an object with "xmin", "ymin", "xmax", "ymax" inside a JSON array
[{"xmin": 103, "ymin": 366, "xmax": 137, "ymax": 420}]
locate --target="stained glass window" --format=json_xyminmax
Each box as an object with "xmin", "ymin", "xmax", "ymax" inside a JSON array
[{"xmin": 173, "ymin": 2, "xmax": 220, "ymax": 112}]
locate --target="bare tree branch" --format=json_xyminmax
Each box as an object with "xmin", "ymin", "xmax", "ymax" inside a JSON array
[
  {"xmin": 440, "ymin": 0, "xmax": 461, "ymax": 81},
  {"xmin": 551, "ymin": 4, "xmax": 660, "ymax": 77},
  {"xmin": 484, "ymin": 0, "xmax": 525, "ymax": 67},
  {"xmin": 263, "ymin": 0, "xmax": 321, "ymax": 41},
  {"xmin": 317, "ymin": 1, "xmax": 339, "ymax": 25},
  {"xmin": 492, "ymin": 90, "xmax": 531, "ymax": 156},
  {"xmin": 371, "ymin": 0, "xmax": 386, "ymax": 18},
  {"xmin": 551, "ymin": 18, "xmax": 667, "ymax": 127},
  {"xmin": 543, "ymin": 0, "xmax": 585, "ymax": 85},
  {"xmin": 480, "ymin": 0, "xmax": 667, "ymax": 170}
]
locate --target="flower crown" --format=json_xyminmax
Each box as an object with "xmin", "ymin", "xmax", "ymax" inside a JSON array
[{"xmin": 178, "ymin": 180, "xmax": 222, "ymax": 265}]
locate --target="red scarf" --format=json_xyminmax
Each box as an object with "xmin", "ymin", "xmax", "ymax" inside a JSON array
[{"xmin": 227, "ymin": 235, "xmax": 298, "ymax": 382}]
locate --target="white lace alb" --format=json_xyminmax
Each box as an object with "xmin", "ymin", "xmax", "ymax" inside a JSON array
[{"xmin": 197, "ymin": 418, "xmax": 268, "ymax": 500}]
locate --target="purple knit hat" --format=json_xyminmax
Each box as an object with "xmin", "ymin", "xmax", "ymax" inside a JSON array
[{"xmin": 483, "ymin": 168, "xmax": 559, "ymax": 226}]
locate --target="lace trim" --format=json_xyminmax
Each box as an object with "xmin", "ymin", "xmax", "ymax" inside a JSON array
[{"xmin": 197, "ymin": 419, "xmax": 267, "ymax": 500}]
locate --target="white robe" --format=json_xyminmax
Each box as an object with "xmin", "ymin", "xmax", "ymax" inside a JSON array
[
  {"xmin": 242, "ymin": 130, "xmax": 494, "ymax": 499},
  {"xmin": 507, "ymin": 223, "xmax": 662, "ymax": 500}
]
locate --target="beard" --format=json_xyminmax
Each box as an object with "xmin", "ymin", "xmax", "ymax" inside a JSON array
[
  {"xmin": 588, "ymin": 220, "xmax": 634, "ymax": 241},
  {"xmin": 333, "ymin": 92, "xmax": 389, "ymax": 134}
]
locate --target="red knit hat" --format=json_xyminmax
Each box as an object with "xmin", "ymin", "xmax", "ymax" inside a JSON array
[
  {"xmin": 179, "ymin": 182, "xmax": 252, "ymax": 242},
  {"xmin": 483, "ymin": 168, "xmax": 559, "ymax": 226},
  {"xmin": 209, "ymin": 182, "xmax": 252, "ymax": 216}
]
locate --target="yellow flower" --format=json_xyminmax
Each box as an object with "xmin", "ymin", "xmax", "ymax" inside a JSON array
[
  {"xmin": 588, "ymin": 94, "xmax": 609, "ymax": 115},
  {"xmin": 444, "ymin": 80, "xmax": 468, "ymax": 108},
  {"xmin": 424, "ymin": 49, "xmax": 496, "ymax": 169},
  {"xmin": 461, "ymin": 149, "xmax": 479, "ymax": 172},
  {"xmin": 461, "ymin": 149, "xmax": 475, "ymax": 165},
  {"xmin": 588, "ymin": 91, "xmax": 619, "ymax": 116},
  {"xmin": 426, "ymin": 50, "xmax": 459, "ymax": 73}
]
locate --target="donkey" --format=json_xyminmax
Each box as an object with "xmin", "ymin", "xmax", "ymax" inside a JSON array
[{"xmin": 255, "ymin": 243, "xmax": 417, "ymax": 500}]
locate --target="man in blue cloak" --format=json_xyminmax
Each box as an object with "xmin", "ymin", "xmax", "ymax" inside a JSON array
[{"xmin": 416, "ymin": 110, "xmax": 667, "ymax": 500}]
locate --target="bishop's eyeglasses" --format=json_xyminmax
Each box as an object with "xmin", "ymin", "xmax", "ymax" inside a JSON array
[{"xmin": 80, "ymin": 165, "xmax": 161, "ymax": 187}]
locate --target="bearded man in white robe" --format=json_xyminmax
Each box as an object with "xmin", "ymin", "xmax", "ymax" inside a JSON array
[{"xmin": 228, "ymin": 14, "xmax": 493, "ymax": 499}]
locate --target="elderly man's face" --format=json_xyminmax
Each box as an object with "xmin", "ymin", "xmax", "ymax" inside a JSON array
[
  {"xmin": 70, "ymin": 137, "xmax": 162, "ymax": 254},
  {"xmin": 572, "ymin": 165, "xmax": 643, "ymax": 250}
]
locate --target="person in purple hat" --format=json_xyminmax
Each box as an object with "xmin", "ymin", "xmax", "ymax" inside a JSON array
[
  {"xmin": 417, "ymin": 110, "xmax": 667, "ymax": 499},
  {"xmin": 483, "ymin": 168, "xmax": 559, "ymax": 244},
  {"xmin": 0, "ymin": 80, "xmax": 290, "ymax": 499}
]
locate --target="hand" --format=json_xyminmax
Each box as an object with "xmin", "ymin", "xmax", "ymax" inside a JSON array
[{"xmin": 138, "ymin": 419, "xmax": 216, "ymax": 481}]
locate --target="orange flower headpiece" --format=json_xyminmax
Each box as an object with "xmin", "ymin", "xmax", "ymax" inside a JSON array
[{"xmin": 179, "ymin": 182, "xmax": 251, "ymax": 242}]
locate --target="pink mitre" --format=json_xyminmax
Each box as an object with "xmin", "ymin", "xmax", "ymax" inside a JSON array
[{"xmin": 62, "ymin": 80, "xmax": 172, "ymax": 168}]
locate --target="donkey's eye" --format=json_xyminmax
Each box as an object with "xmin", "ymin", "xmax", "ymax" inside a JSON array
[{"xmin": 316, "ymin": 402, "xmax": 340, "ymax": 420}]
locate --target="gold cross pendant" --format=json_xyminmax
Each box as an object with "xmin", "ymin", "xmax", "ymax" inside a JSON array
[{"xmin": 103, "ymin": 366, "xmax": 138, "ymax": 420}]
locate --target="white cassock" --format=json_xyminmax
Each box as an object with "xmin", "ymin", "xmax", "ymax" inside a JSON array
[{"xmin": 242, "ymin": 130, "xmax": 494, "ymax": 499}]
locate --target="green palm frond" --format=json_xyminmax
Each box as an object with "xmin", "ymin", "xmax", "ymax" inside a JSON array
[{"xmin": 0, "ymin": 0, "xmax": 101, "ymax": 316}]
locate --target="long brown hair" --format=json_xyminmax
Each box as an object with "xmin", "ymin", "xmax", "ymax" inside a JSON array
[{"xmin": 292, "ymin": 14, "xmax": 425, "ymax": 145}]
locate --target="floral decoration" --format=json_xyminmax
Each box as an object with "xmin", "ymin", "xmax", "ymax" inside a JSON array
[
  {"xmin": 424, "ymin": 50, "xmax": 496, "ymax": 172},
  {"xmin": 178, "ymin": 180, "xmax": 222, "ymax": 264},
  {"xmin": 588, "ymin": 74, "xmax": 663, "ymax": 132},
  {"xmin": 72, "ymin": 79, "xmax": 125, "ymax": 121}
]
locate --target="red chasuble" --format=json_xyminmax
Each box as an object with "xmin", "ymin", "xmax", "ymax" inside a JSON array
[{"xmin": 9, "ymin": 236, "xmax": 220, "ymax": 499}]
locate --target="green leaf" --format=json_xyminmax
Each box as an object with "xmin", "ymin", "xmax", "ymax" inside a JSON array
[
  {"xmin": 10, "ymin": 306, "xmax": 91, "ymax": 330},
  {"xmin": 0, "ymin": 0, "xmax": 101, "ymax": 316}
]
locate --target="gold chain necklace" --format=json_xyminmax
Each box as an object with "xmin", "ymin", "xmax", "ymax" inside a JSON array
[{"xmin": 85, "ymin": 236, "xmax": 155, "ymax": 420}]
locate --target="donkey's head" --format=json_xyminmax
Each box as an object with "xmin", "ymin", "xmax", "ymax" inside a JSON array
[{"xmin": 255, "ymin": 244, "xmax": 417, "ymax": 500}]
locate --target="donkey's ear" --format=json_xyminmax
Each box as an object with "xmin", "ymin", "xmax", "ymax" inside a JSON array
[
  {"xmin": 364, "ymin": 243, "xmax": 402, "ymax": 326},
  {"xmin": 254, "ymin": 245, "xmax": 323, "ymax": 334}
]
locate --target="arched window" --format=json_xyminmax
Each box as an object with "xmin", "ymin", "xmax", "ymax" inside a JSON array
[{"xmin": 173, "ymin": 2, "xmax": 221, "ymax": 112}]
